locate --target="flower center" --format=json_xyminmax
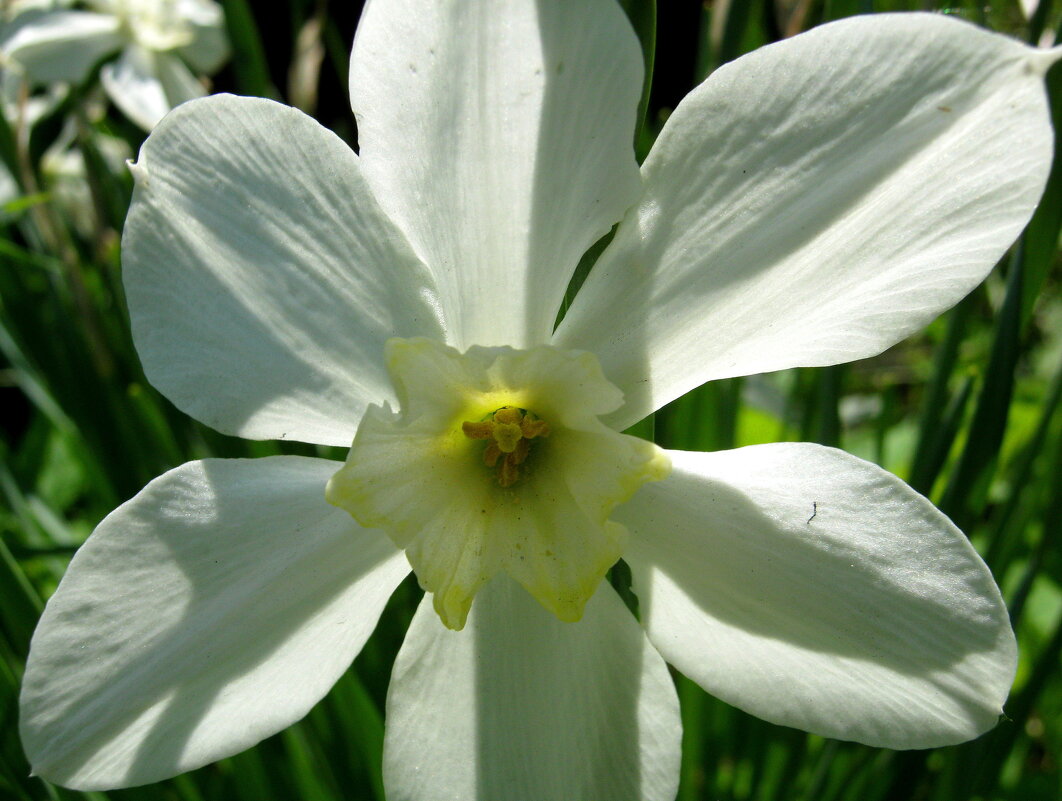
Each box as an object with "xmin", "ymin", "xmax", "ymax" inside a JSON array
[
  {"xmin": 326, "ymin": 337, "xmax": 670, "ymax": 630},
  {"xmin": 461, "ymin": 407, "xmax": 550, "ymax": 487}
]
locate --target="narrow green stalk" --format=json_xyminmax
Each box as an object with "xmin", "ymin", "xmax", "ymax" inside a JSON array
[
  {"xmin": 939, "ymin": 252, "xmax": 1024, "ymax": 531},
  {"xmin": 220, "ymin": 0, "xmax": 280, "ymax": 99},
  {"xmin": 983, "ymin": 350, "xmax": 1062, "ymax": 570},
  {"xmin": 677, "ymin": 677, "xmax": 708, "ymax": 801},
  {"xmin": 907, "ymin": 372, "xmax": 974, "ymax": 497},
  {"xmin": 909, "ymin": 296, "xmax": 971, "ymax": 486}
]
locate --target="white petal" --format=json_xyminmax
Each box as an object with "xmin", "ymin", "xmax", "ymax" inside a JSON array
[
  {"xmin": 350, "ymin": 0, "xmax": 644, "ymax": 350},
  {"xmin": 556, "ymin": 13, "xmax": 1058, "ymax": 429},
  {"xmin": 383, "ymin": 576, "xmax": 680, "ymax": 801},
  {"xmin": 20, "ymin": 457, "xmax": 410, "ymax": 790},
  {"xmin": 619, "ymin": 445, "xmax": 1017, "ymax": 749},
  {"xmin": 175, "ymin": 0, "xmax": 229, "ymax": 74},
  {"xmin": 123, "ymin": 94, "xmax": 446, "ymax": 446},
  {"xmin": 101, "ymin": 45, "xmax": 170, "ymax": 130},
  {"xmin": 0, "ymin": 5, "xmax": 60, "ymax": 49},
  {"xmin": 2, "ymin": 11, "xmax": 122, "ymax": 84},
  {"xmin": 155, "ymin": 51, "xmax": 206, "ymax": 107}
]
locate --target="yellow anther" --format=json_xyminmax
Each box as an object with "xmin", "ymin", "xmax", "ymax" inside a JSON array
[
  {"xmin": 498, "ymin": 455, "xmax": 520, "ymax": 488},
  {"xmin": 493, "ymin": 407, "xmax": 523, "ymax": 425},
  {"xmin": 521, "ymin": 417, "xmax": 549, "ymax": 439},
  {"xmin": 511, "ymin": 438, "xmax": 531, "ymax": 465},
  {"xmin": 483, "ymin": 441, "xmax": 502, "ymax": 467},
  {"xmin": 461, "ymin": 420, "xmax": 494, "ymax": 440},
  {"xmin": 462, "ymin": 406, "xmax": 550, "ymax": 486}
]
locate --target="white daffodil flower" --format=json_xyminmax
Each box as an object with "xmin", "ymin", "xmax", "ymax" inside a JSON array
[
  {"xmin": 1, "ymin": 0, "xmax": 227, "ymax": 130},
  {"xmin": 0, "ymin": 2, "xmax": 70, "ymax": 118},
  {"xmin": 19, "ymin": 3, "xmax": 1061, "ymax": 799}
]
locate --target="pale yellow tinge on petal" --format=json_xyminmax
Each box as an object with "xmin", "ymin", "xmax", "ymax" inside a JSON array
[{"xmin": 327, "ymin": 338, "xmax": 670, "ymax": 630}]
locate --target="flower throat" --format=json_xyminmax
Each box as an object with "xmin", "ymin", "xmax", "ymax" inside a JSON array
[{"xmin": 461, "ymin": 407, "xmax": 550, "ymax": 487}]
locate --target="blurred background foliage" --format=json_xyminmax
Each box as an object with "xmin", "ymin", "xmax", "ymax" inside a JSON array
[{"xmin": 1, "ymin": 0, "xmax": 1060, "ymax": 799}]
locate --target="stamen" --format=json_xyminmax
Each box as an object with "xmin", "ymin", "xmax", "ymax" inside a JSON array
[
  {"xmin": 462, "ymin": 406, "xmax": 550, "ymax": 486},
  {"xmin": 493, "ymin": 407, "xmax": 523, "ymax": 426},
  {"xmin": 461, "ymin": 421, "xmax": 494, "ymax": 440},
  {"xmin": 511, "ymin": 438, "xmax": 531, "ymax": 465},
  {"xmin": 498, "ymin": 456, "xmax": 520, "ymax": 488},
  {"xmin": 521, "ymin": 417, "xmax": 549, "ymax": 439}
]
